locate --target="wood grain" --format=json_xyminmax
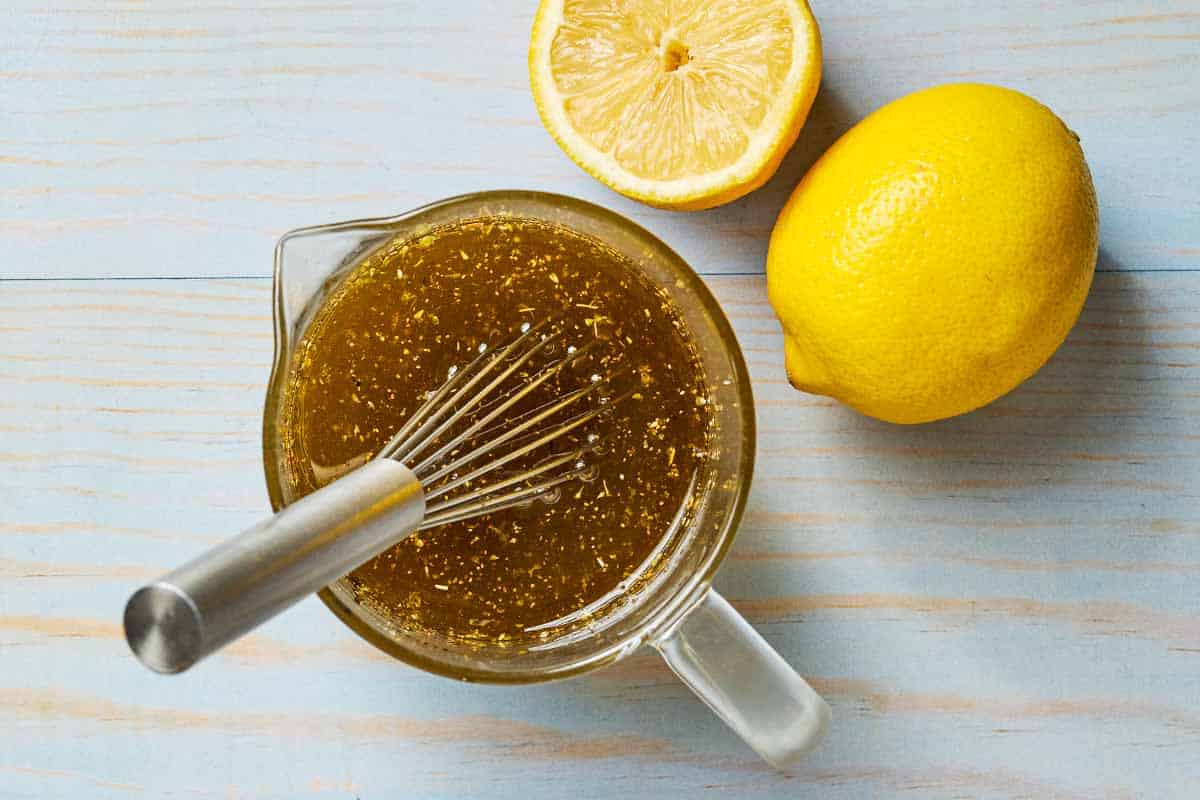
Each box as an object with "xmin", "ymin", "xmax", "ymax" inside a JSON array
[
  {"xmin": 2, "ymin": 274, "xmax": 1198, "ymax": 798},
  {"xmin": 2, "ymin": 1, "xmax": 1199, "ymax": 797},
  {"xmin": 1, "ymin": 1, "xmax": 1198, "ymax": 278}
]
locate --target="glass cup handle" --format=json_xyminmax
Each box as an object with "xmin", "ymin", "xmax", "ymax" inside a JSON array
[{"xmin": 652, "ymin": 589, "xmax": 831, "ymax": 769}]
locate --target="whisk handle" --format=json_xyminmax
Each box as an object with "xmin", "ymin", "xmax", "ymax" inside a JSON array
[{"xmin": 124, "ymin": 460, "xmax": 424, "ymax": 674}]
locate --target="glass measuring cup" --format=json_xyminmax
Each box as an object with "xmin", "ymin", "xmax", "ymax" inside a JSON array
[{"xmin": 261, "ymin": 191, "xmax": 829, "ymax": 767}]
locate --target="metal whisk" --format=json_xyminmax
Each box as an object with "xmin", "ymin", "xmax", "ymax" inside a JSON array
[{"xmin": 124, "ymin": 321, "xmax": 620, "ymax": 674}]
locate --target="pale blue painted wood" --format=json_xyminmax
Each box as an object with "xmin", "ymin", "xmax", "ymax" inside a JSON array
[{"xmin": 0, "ymin": 1, "xmax": 1197, "ymax": 279}]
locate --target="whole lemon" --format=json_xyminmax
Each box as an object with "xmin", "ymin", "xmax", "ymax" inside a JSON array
[{"xmin": 767, "ymin": 83, "xmax": 1099, "ymax": 424}]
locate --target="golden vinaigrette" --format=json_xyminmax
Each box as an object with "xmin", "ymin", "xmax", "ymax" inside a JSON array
[{"xmin": 279, "ymin": 218, "xmax": 715, "ymax": 644}]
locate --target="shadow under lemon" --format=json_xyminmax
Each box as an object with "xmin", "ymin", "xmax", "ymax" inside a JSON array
[
  {"xmin": 805, "ymin": 258, "xmax": 1150, "ymax": 483},
  {"xmin": 737, "ymin": 251, "xmax": 1156, "ymax": 563}
]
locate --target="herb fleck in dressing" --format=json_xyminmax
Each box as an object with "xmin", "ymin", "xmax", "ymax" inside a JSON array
[{"xmin": 280, "ymin": 218, "xmax": 714, "ymax": 645}]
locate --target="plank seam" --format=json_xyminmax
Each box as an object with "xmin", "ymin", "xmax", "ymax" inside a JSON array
[{"xmin": 1, "ymin": 268, "xmax": 1198, "ymax": 282}]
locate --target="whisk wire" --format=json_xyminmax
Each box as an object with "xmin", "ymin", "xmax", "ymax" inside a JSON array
[
  {"xmin": 419, "ymin": 463, "xmax": 588, "ymax": 531},
  {"xmin": 379, "ymin": 320, "xmax": 551, "ymax": 463},
  {"xmin": 422, "ymin": 449, "xmax": 581, "ymax": 516},
  {"xmin": 375, "ymin": 341, "xmax": 493, "ymax": 461},
  {"xmin": 403, "ymin": 333, "xmax": 563, "ymax": 469},
  {"xmin": 419, "ymin": 379, "xmax": 601, "ymax": 489},
  {"xmin": 423, "ymin": 389, "xmax": 632, "ymax": 512},
  {"xmin": 409, "ymin": 341, "xmax": 595, "ymax": 478},
  {"xmin": 380, "ymin": 320, "xmax": 626, "ymax": 529}
]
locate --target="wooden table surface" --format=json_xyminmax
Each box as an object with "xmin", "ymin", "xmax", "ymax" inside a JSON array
[{"xmin": 2, "ymin": 2, "xmax": 1198, "ymax": 798}]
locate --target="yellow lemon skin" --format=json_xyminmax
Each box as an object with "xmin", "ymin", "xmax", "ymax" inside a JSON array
[{"xmin": 766, "ymin": 83, "xmax": 1099, "ymax": 424}]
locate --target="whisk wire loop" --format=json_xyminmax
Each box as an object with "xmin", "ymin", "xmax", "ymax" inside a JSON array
[
  {"xmin": 394, "ymin": 328, "xmax": 561, "ymax": 465},
  {"xmin": 408, "ymin": 338, "xmax": 594, "ymax": 478},
  {"xmin": 377, "ymin": 322, "xmax": 622, "ymax": 527},
  {"xmin": 378, "ymin": 319, "xmax": 552, "ymax": 463}
]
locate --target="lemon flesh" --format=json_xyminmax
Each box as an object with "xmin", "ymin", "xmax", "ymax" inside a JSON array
[
  {"xmin": 767, "ymin": 83, "xmax": 1099, "ymax": 424},
  {"xmin": 530, "ymin": 0, "xmax": 822, "ymax": 210}
]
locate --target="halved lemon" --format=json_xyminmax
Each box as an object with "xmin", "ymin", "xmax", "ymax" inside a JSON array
[{"xmin": 529, "ymin": 0, "xmax": 822, "ymax": 210}]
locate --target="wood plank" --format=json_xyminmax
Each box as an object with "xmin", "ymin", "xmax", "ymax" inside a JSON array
[
  {"xmin": 1, "ymin": 273, "xmax": 1198, "ymax": 798},
  {"xmin": 1, "ymin": 1, "xmax": 1197, "ymax": 278}
]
